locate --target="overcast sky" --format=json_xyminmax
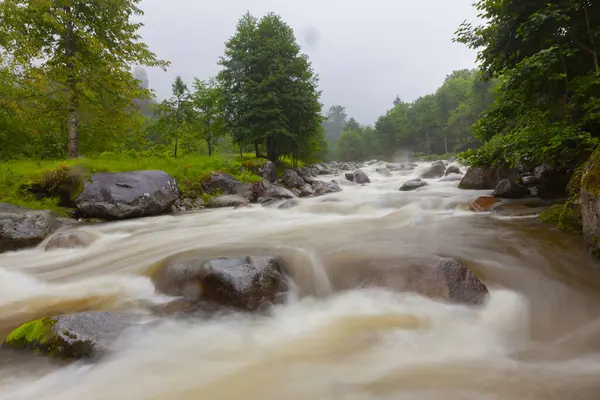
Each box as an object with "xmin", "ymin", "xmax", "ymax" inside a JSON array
[{"xmin": 139, "ymin": 0, "xmax": 480, "ymax": 125}]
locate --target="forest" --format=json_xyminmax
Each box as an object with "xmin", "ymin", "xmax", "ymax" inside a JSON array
[{"xmin": 0, "ymin": 0, "xmax": 598, "ymax": 178}]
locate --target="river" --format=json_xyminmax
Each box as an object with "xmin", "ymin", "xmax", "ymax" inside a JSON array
[{"xmin": 2, "ymin": 161, "xmax": 600, "ymax": 399}]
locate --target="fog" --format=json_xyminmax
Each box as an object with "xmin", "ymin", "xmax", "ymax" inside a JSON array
[{"xmin": 139, "ymin": 0, "xmax": 480, "ymax": 124}]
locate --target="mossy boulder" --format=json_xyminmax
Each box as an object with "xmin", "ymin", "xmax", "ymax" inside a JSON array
[
  {"xmin": 581, "ymin": 146, "xmax": 600, "ymax": 256},
  {"xmin": 538, "ymin": 201, "xmax": 583, "ymax": 234},
  {"xmin": 0, "ymin": 203, "xmax": 58, "ymax": 253},
  {"xmin": 3, "ymin": 312, "xmax": 150, "ymax": 360}
]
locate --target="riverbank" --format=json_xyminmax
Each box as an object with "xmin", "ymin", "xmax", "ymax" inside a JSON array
[{"xmin": 0, "ymin": 154, "xmax": 271, "ymax": 215}]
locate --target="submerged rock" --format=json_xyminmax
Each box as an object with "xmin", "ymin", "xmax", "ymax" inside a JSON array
[
  {"xmin": 3, "ymin": 312, "xmax": 150, "ymax": 360},
  {"xmin": 299, "ymin": 184, "xmax": 315, "ymax": 197},
  {"xmin": 491, "ymin": 179, "xmax": 530, "ymax": 199},
  {"xmin": 45, "ymin": 231, "xmax": 96, "ymax": 250},
  {"xmin": 420, "ymin": 161, "xmax": 446, "ymax": 179},
  {"xmin": 468, "ymin": 196, "xmax": 502, "ymax": 212},
  {"xmin": 152, "ymin": 255, "xmax": 287, "ymax": 311},
  {"xmin": 353, "ymin": 170, "xmax": 371, "ymax": 184},
  {"xmin": 399, "ymin": 179, "xmax": 428, "ymax": 191},
  {"xmin": 331, "ymin": 256, "xmax": 489, "ymax": 305},
  {"xmin": 209, "ymin": 195, "xmax": 250, "ymax": 208},
  {"xmin": 0, "ymin": 203, "xmax": 58, "ymax": 253},
  {"xmin": 75, "ymin": 170, "xmax": 179, "ymax": 220},
  {"xmin": 345, "ymin": 172, "xmax": 355, "ymax": 182},
  {"xmin": 439, "ymin": 174, "xmax": 463, "ymax": 182}
]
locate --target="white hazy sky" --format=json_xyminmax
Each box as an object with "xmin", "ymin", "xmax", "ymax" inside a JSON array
[{"xmin": 139, "ymin": 0, "xmax": 480, "ymax": 124}]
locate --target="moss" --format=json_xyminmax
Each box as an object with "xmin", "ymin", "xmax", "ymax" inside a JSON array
[
  {"xmin": 567, "ymin": 164, "xmax": 585, "ymax": 197},
  {"xmin": 241, "ymin": 157, "xmax": 269, "ymax": 174},
  {"xmin": 538, "ymin": 204, "xmax": 563, "ymax": 224},
  {"xmin": 538, "ymin": 201, "xmax": 583, "ymax": 234},
  {"xmin": 581, "ymin": 145, "xmax": 600, "ymax": 196},
  {"xmin": 5, "ymin": 317, "xmax": 57, "ymax": 348}
]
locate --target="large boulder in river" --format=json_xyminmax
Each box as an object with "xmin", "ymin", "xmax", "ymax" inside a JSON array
[
  {"xmin": 45, "ymin": 231, "xmax": 96, "ymax": 250},
  {"xmin": 491, "ymin": 179, "xmax": 530, "ymax": 199},
  {"xmin": 4, "ymin": 312, "xmax": 151, "ymax": 360},
  {"xmin": 299, "ymin": 183, "xmax": 315, "ymax": 197},
  {"xmin": 580, "ymin": 147, "xmax": 600, "ymax": 257},
  {"xmin": 468, "ymin": 196, "xmax": 502, "ymax": 212},
  {"xmin": 458, "ymin": 167, "xmax": 519, "ymax": 190},
  {"xmin": 252, "ymin": 180, "xmax": 297, "ymax": 201},
  {"xmin": 202, "ymin": 172, "xmax": 246, "ymax": 195},
  {"xmin": 283, "ymin": 169, "xmax": 305, "ymax": 189},
  {"xmin": 0, "ymin": 203, "xmax": 58, "ymax": 253},
  {"xmin": 399, "ymin": 179, "xmax": 428, "ymax": 191},
  {"xmin": 75, "ymin": 170, "xmax": 179, "ymax": 220},
  {"xmin": 152, "ymin": 256, "xmax": 287, "ymax": 311},
  {"xmin": 330, "ymin": 256, "xmax": 488, "ymax": 305},
  {"xmin": 445, "ymin": 165, "xmax": 462, "ymax": 176},
  {"xmin": 533, "ymin": 164, "xmax": 572, "ymax": 199},
  {"xmin": 353, "ymin": 170, "xmax": 371, "ymax": 184},
  {"xmin": 420, "ymin": 161, "xmax": 446, "ymax": 179},
  {"xmin": 312, "ymin": 180, "xmax": 342, "ymax": 196},
  {"xmin": 345, "ymin": 172, "xmax": 355, "ymax": 182}
]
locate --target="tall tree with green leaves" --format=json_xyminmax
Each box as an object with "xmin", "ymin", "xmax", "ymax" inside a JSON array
[
  {"xmin": 455, "ymin": 0, "xmax": 600, "ymax": 168},
  {"xmin": 191, "ymin": 78, "xmax": 225, "ymax": 156},
  {"xmin": 155, "ymin": 76, "xmax": 192, "ymax": 158},
  {"xmin": 0, "ymin": 0, "xmax": 168, "ymax": 158},
  {"xmin": 218, "ymin": 11, "xmax": 323, "ymax": 163}
]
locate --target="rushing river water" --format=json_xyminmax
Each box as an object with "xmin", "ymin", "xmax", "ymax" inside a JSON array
[{"xmin": 2, "ymin": 161, "xmax": 600, "ymax": 399}]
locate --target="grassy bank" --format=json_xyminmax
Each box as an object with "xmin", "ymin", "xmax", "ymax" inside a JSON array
[{"xmin": 0, "ymin": 154, "xmax": 271, "ymax": 215}]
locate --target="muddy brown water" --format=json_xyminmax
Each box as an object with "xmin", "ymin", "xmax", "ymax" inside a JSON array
[{"xmin": 1, "ymin": 161, "xmax": 600, "ymax": 400}]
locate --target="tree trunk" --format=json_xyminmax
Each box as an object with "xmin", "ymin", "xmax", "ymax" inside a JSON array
[
  {"xmin": 206, "ymin": 120, "xmax": 212, "ymax": 156},
  {"xmin": 583, "ymin": 0, "xmax": 599, "ymax": 72},
  {"xmin": 255, "ymin": 143, "xmax": 260, "ymax": 158},
  {"xmin": 64, "ymin": 7, "xmax": 79, "ymax": 158},
  {"xmin": 174, "ymin": 137, "xmax": 178, "ymax": 158}
]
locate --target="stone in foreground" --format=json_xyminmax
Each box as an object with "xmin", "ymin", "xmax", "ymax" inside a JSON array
[
  {"xmin": 252, "ymin": 180, "xmax": 297, "ymax": 201},
  {"xmin": 152, "ymin": 255, "xmax": 287, "ymax": 311},
  {"xmin": 333, "ymin": 256, "xmax": 488, "ymax": 305},
  {"xmin": 0, "ymin": 203, "xmax": 58, "ymax": 253},
  {"xmin": 420, "ymin": 161, "xmax": 446, "ymax": 179},
  {"xmin": 399, "ymin": 179, "xmax": 428, "ymax": 191},
  {"xmin": 491, "ymin": 179, "xmax": 530, "ymax": 199},
  {"xmin": 353, "ymin": 170, "xmax": 371, "ymax": 184},
  {"xmin": 4, "ymin": 312, "xmax": 150, "ymax": 360},
  {"xmin": 75, "ymin": 170, "xmax": 179, "ymax": 220},
  {"xmin": 45, "ymin": 231, "xmax": 96, "ymax": 250}
]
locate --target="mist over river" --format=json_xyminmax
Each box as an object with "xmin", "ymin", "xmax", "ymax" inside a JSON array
[{"xmin": 2, "ymin": 161, "xmax": 600, "ymax": 400}]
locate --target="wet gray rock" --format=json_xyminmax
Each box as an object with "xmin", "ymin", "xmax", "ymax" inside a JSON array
[
  {"xmin": 386, "ymin": 163, "xmax": 403, "ymax": 171},
  {"xmin": 202, "ymin": 172, "xmax": 247, "ymax": 195},
  {"xmin": 257, "ymin": 197, "xmax": 280, "ymax": 207},
  {"xmin": 252, "ymin": 180, "xmax": 297, "ymax": 201},
  {"xmin": 340, "ymin": 163, "xmax": 357, "ymax": 171},
  {"xmin": 345, "ymin": 172, "xmax": 355, "ymax": 182},
  {"xmin": 399, "ymin": 179, "xmax": 428, "ymax": 191},
  {"xmin": 353, "ymin": 170, "xmax": 371, "ymax": 184},
  {"xmin": 209, "ymin": 195, "xmax": 250, "ymax": 208},
  {"xmin": 75, "ymin": 170, "xmax": 179, "ymax": 220},
  {"xmin": 261, "ymin": 161, "xmax": 278, "ymax": 183},
  {"xmin": 445, "ymin": 165, "xmax": 462, "ymax": 176},
  {"xmin": 420, "ymin": 161, "xmax": 446, "ymax": 179},
  {"xmin": 331, "ymin": 256, "xmax": 488, "ymax": 306},
  {"xmin": 295, "ymin": 167, "xmax": 316, "ymax": 184},
  {"xmin": 283, "ymin": 169, "xmax": 306, "ymax": 189},
  {"xmin": 278, "ymin": 199, "xmax": 300, "ymax": 209},
  {"xmin": 299, "ymin": 184, "xmax": 315, "ymax": 197},
  {"xmin": 312, "ymin": 180, "xmax": 342, "ymax": 196},
  {"xmin": 4, "ymin": 312, "xmax": 152, "ymax": 360},
  {"xmin": 521, "ymin": 174, "xmax": 538, "ymax": 186},
  {"xmin": 0, "ymin": 203, "xmax": 58, "ymax": 253},
  {"xmin": 533, "ymin": 164, "xmax": 571, "ymax": 199},
  {"xmin": 491, "ymin": 179, "xmax": 531, "ymax": 199},
  {"xmin": 45, "ymin": 231, "xmax": 96, "ymax": 250},
  {"xmin": 458, "ymin": 167, "xmax": 519, "ymax": 190},
  {"xmin": 375, "ymin": 168, "xmax": 391, "ymax": 176},
  {"xmin": 152, "ymin": 255, "xmax": 286, "ymax": 311},
  {"xmin": 439, "ymin": 174, "xmax": 463, "ymax": 182},
  {"xmin": 290, "ymin": 188, "xmax": 302, "ymax": 197}
]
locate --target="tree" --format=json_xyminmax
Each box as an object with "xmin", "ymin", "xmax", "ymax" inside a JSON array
[
  {"xmin": 336, "ymin": 130, "xmax": 365, "ymax": 161},
  {"xmin": 322, "ymin": 105, "xmax": 348, "ymax": 145},
  {"xmin": 155, "ymin": 76, "xmax": 192, "ymax": 158},
  {"xmin": 0, "ymin": 0, "xmax": 168, "ymax": 158},
  {"xmin": 191, "ymin": 78, "xmax": 225, "ymax": 156},
  {"xmin": 455, "ymin": 0, "xmax": 600, "ymax": 168},
  {"xmin": 218, "ymin": 12, "xmax": 323, "ymax": 163}
]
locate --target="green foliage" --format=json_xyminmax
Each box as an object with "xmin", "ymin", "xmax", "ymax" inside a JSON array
[
  {"xmin": 0, "ymin": 0, "xmax": 169, "ymax": 158},
  {"xmin": 455, "ymin": 0, "xmax": 600, "ymax": 169},
  {"xmin": 218, "ymin": 12, "xmax": 323, "ymax": 164}
]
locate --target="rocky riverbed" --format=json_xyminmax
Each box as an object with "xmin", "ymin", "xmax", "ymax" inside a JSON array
[{"xmin": 1, "ymin": 159, "xmax": 600, "ymax": 400}]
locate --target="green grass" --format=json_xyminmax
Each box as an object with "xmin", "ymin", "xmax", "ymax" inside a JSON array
[{"xmin": 0, "ymin": 153, "xmax": 266, "ymax": 215}]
